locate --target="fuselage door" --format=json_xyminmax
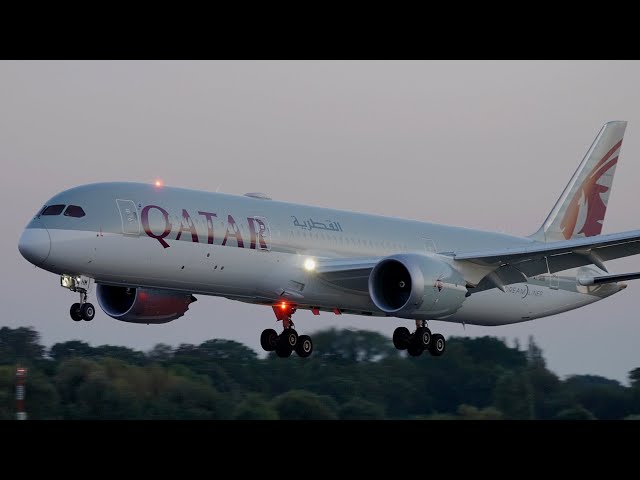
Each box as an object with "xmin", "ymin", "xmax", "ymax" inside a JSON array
[{"xmin": 116, "ymin": 199, "xmax": 140, "ymax": 236}]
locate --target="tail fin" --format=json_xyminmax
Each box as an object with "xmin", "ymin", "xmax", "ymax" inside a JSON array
[{"xmin": 531, "ymin": 121, "xmax": 626, "ymax": 243}]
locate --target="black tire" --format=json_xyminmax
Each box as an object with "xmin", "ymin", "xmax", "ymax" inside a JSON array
[
  {"xmin": 81, "ymin": 303, "xmax": 95, "ymax": 321},
  {"xmin": 392, "ymin": 327, "xmax": 410, "ymax": 350},
  {"xmin": 407, "ymin": 345, "xmax": 423, "ymax": 357},
  {"xmin": 414, "ymin": 327, "xmax": 432, "ymax": 348},
  {"xmin": 275, "ymin": 343, "xmax": 293, "ymax": 358},
  {"xmin": 70, "ymin": 303, "xmax": 82, "ymax": 321},
  {"xmin": 295, "ymin": 335, "xmax": 313, "ymax": 358},
  {"xmin": 428, "ymin": 334, "xmax": 446, "ymax": 356},
  {"xmin": 260, "ymin": 328, "xmax": 278, "ymax": 351},
  {"xmin": 280, "ymin": 328, "xmax": 298, "ymax": 349}
]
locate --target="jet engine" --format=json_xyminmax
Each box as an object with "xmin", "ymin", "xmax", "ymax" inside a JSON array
[
  {"xmin": 368, "ymin": 253, "xmax": 467, "ymax": 318},
  {"xmin": 96, "ymin": 284, "xmax": 196, "ymax": 324}
]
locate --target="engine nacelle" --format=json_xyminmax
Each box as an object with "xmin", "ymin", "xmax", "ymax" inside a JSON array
[
  {"xmin": 96, "ymin": 284, "xmax": 196, "ymax": 324},
  {"xmin": 368, "ymin": 253, "xmax": 467, "ymax": 319}
]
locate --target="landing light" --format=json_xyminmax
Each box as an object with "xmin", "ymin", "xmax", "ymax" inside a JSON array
[
  {"xmin": 61, "ymin": 275, "xmax": 76, "ymax": 289},
  {"xmin": 304, "ymin": 258, "xmax": 316, "ymax": 272},
  {"xmin": 154, "ymin": 179, "xmax": 164, "ymax": 187}
]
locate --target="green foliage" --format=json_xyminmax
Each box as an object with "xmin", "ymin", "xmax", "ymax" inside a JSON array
[
  {"xmin": 196, "ymin": 339, "xmax": 258, "ymax": 362},
  {"xmin": 339, "ymin": 398, "xmax": 386, "ymax": 419},
  {"xmin": 0, "ymin": 327, "xmax": 45, "ymax": 364},
  {"xmin": 561, "ymin": 375, "xmax": 633, "ymax": 419},
  {"xmin": 0, "ymin": 326, "xmax": 637, "ymax": 420},
  {"xmin": 0, "ymin": 366, "xmax": 16, "ymax": 420},
  {"xmin": 456, "ymin": 404, "xmax": 504, "ymax": 420},
  {"xmin": 156, "ymin": 377, "xmax": 229, "ymax": 419},
  {"xmin": 313, "ymin": 328, "xmax": 398, "ymax": 364},
  {"xmin": 272, "ymin": 390, "xmax": 338, "ymax": 420},
  {"xmin": 455, "ymin": 336, "xmax": 527, "ymax": 370},
  {"xmin": 93, "ymin": 345, "xmax": 148, "ymax": 365},
  {"xmin": 493, "ymin": 371, "xmax": 534, "ymax": 419},
  {"xmin": 233, "ymin": 394, "xmax": 279, "ymax": 420},
  {"xmin": 147, "ymin": 343, "xmax": 174, "ymax": 363},
  {"xmin": 527, "ymin": 362, "xmax": 561, "ymax": 419},
  {"xmin": 554, "ymin": 405, "xmax": 597, "ymax": 420},
  {"xmin": 416, "ymin": 413, "xmax": 458, "ymax": 420},
  {"xmin": 25, "ymin": 368, "xmax": 60, "ymax": 419},
  {"xmin": 49, "ymin": 341, "xmax": 95, "ymax": 361}
]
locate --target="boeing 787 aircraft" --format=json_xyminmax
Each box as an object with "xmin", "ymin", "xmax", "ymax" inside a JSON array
[{"xmin": 18, "ymin": 121, "xmax": 640, "ymax": 358}]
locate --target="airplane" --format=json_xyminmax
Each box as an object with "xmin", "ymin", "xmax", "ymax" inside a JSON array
[{"xmin": 18, "ymin": 121, "xmax": 640, "ymax": 358}]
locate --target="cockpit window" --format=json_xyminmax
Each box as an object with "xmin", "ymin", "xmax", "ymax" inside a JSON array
[
  {"xmin": 41, "ymin": 204, "xmax": 66, "ymax": 216},
  {"xmin": 64, "ymin": 205, "xmax": 86, "ymax": 218}
]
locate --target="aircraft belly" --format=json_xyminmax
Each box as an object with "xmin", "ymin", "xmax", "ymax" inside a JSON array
[
  {"xmin": 44, "ymin": 229, "xmax": 379, "ymax": 307},
  {"xmin": 252, "ymin": 253, "xmax": 376, "ymax": 308},
  {"xmin": 296, "ymin": 279, "xmax": 377, "ymax": 311},
  {"xmin": 47, "ymin": 230, "xmax": 268, "ymax": 297},
  {"xmin": 448, "ymin": 283, "xmax": 600, "ymax": 326},
  {"xmin": 39, "ymin": 230, "xmax": 612, "ymax": 322}
]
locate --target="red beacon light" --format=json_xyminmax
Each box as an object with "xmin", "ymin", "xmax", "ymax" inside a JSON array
[{"xmin": 154, "ymin": 179, "xmax": 164, "ymax": 188}]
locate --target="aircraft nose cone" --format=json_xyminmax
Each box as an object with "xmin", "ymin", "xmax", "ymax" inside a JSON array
[{"xmin": 18, "ymin": 226, "xmax": 51, "ymax": 266}]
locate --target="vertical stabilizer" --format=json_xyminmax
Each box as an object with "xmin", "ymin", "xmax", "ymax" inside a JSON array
[{"xmin": 531, "ymin": 121, "xmax": 626, "ymax": 243}]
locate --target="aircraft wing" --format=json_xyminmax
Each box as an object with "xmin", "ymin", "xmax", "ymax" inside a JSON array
[
  {"xmin": 314, "ymin": 229, "xmax": 640, "ymax": 295},
  {"xmin": 315, "ymin": 257, "xmax": 380, "ymax": 293},
  {"xmin": 578, "ymin": 271, "xmax": 640, "ymax": 286},
  {"xmin": 452, "ymin": 229, "xmax": 640, "ymax": 278}
]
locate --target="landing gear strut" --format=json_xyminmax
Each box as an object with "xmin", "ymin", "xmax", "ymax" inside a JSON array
[
  {"xmin": 62, "ymin": 275, "xmax": 95, "ymax": 322},
  {"xmin": 260, "ymin": 303, "xmax": 313, "ymax": 358},
  {"xmin": 392, "ymin": 320, "xmax": 446, "ymax": 357}
]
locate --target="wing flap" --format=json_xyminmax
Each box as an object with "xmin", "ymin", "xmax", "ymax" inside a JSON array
[{"xmin": 453, "ymin": 229, "xmax": 640, "ymax": 277}]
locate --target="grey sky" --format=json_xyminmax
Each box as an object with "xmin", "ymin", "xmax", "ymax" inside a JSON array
[{"xmin": 2, "ymin": 60, "xmax": 639, "ymax": 383}]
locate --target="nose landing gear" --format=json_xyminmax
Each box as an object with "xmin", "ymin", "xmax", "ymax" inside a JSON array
[
  {"xmin": 69, "ymin": 293, "xmax": 95, "ymax": 322},
  {"xmin": 62, "ymin": 275, "xmax": 95, "ymax": 322}
]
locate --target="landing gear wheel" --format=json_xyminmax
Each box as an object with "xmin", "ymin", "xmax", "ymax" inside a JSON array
[
  {"xmin": 70, "ymin": 303, "xmax": 82, "ymax": 322},
  {"xmin": 414, "ymin": 327, "xmax": 432, "ymax": 348},
  {"xmin": 393, "ymin": 327, "xmax": 410, "ymax": 350},
  {"xmin": 280, "ymin": 328, "xmax": 298, "ymax": 349},
  {"xmin": 275, "ymin": 343, "xmax": 293, "ymax": 358},
  {"xmin": 80, "ymin": 303, "xmax": 95, "ymax": 321},
  {"xmin": 428, "ymin": 334, "xmax": 446, "ymax": 356},
  {"xmin": 407, "ymin": 345, "xmax": 423, "ymax": 357},
  {"xmin": 260, "ymin": 328, "xmax": 278, "ymax": 351},
  {"xmin": 295, "ymin": 335, "xmax": 313, "ymax": 358}
]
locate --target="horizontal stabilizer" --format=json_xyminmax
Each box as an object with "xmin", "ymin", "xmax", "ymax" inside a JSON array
[{"xmin": 578, "ymin": 271, "xmax": 640, "ymax": 286}]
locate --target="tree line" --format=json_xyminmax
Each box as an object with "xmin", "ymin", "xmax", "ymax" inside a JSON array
[{"xmin": 0, "ymin": 326, "xmax": 638, "ymax": 419}]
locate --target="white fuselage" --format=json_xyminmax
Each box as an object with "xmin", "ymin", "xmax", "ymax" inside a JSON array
[{"xmin": 19, "ymin": 182, "xmax": 623, "ymax": 327}]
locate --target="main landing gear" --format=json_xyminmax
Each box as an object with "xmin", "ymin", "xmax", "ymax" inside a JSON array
[
  {"xmin": 260, "ymin": 304, "xmax": 313, "ymax": 358},
  {"xmin": 61, "ymin": 274, "xmax": 95, "ymax": 322},
  {"xmin": 392, "ymin": 320, "xmax": 446, "ymax": 357}
]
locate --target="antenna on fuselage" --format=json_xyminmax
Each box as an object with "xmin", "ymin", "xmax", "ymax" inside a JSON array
[{"xmin": 215, "ymin": 184, "xmax": 221, "ymax": 192}]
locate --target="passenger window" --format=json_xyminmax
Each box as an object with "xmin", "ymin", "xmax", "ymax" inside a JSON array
[
  {"xmin": 64, "ymin": 205, "xmax": 86, "ymax": 218},
  {"xmin": 41, "ymin": 204, "xmax": 66, "ymax": 216}
]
